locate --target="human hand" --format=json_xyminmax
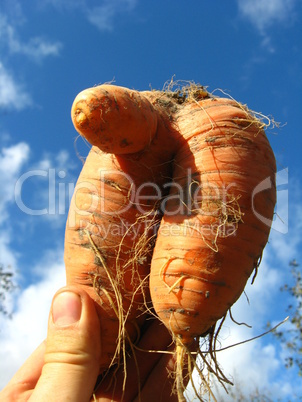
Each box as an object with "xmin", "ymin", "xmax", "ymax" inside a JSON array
[
  {"xmin": 0, "ymin": 286, "xmax": 178, "ymax": 402},
  {"xmin": 93, "ymin": 317, "xmax": 178, "ymax": 402},
  {"xmin": 0, "ymin": 286, "xmax": 101, "ymax": 401}
]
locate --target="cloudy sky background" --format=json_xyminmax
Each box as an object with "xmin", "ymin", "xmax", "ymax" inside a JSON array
[{"xmin": 0, "ymin": 0, "xmax": 301, "ymax": 400}]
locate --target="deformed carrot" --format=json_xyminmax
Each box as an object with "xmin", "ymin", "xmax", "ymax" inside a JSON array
[
  {"xmin": 149, "ymin": 96, "xmax": 276, "ymax": 399},
  {"xmin": 71, "ymin": 85, "xmax": 158, "ymax": 154},
  {"xmin": 65, "ymin": 82, "xmax": 276, "ymax": 401},
  {"xmin": 66, "ymin": 84, "xmax": 179, "ymax": 374}
]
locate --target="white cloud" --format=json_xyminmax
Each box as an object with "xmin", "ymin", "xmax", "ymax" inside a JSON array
[
  {"xmin": 0, "ymin": 143, "xmax": 30, "ymax": 178},
  {"xmin": 16, "ymin": 36, "xmax": 62, "ymax": 60},
  {"xmin": 86, "ymin": 3, "xmax": 117, "ymax": 31},
  {"xmin": 16, "ymin": 149, "xmax": 78, "ymax": 226},
  {"xmin": 0, "ymin": 145, "xmax": 67, "ymax": 387},
  {"xmin": 0, "ymin": 142, "xmax": 30, "ymax": 223},
  {"xmin": 2, "ymin": 0, "xmax": 138, "ymax": 44},
  {"xmin": 42, "ymin": 0, "xmax": 137, "ymax": 31},
  {"xmin": 34, "ymin": 150, "xmax": 74, "ymax": 172},
  {"xmin": 86, "ymin": 0, "xmax": 137, "ymax": 31},
  {"xmin": 0, "ymin": 0, "xmax": 24, "ymax": 24},
  {"xmin": 237, "ymin": 0, "xmax": 297, "ymax": 33},
  {"xmin": 0, "ymin": 13, "xmax": 62, "ymax": 62},
  {"xmin": 0, "ymin": 142, "xmax": 30, "ymax": 314},
  {"xmin": 0, "ymin": 63, "xmax": 32, "ymax": 110},
  {"xmin": 0, "ymin": 141, "xmax": 77, "ymax": 232},
  {"xmin": 237, "ymin": 0, "xmax": 298, "ymax": 52},
  {"xmin": 0, "ymin": 7, "xmax": 62, "ymax": 112},
  {"xmin": 0, "ymin": 233, "xmax": 17, "ymax": 268},
  {"xmin": 0, "ymin": 141, "xmax": 76, "ymax": 315},
  {"xmin": 269, "ymin": 178, "xmax": 302, "ymax": 265},
  {"xmin": 211, "ymin": 330, "xmax": 287, "ymax": 400},
  {"xmin": 0, "ymin": 255, "xmax": 65, "ymax": 389}
]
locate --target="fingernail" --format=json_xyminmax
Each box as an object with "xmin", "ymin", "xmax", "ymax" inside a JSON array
[{"xmin": 52, "ymin": 291, "xmax": 82, "ymax": 326}]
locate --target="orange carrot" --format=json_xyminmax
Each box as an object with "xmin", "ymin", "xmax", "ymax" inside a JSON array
[
  {"xmin": 66, "ymin": 85, "xmax": 178, "ymax": 374},
  {"xmin": 71, "ymin": 85, "xmax": 158, "ymax": 154},
  {"xmin": 149, "ymin": 95, "xmax": 276, "ymax": 400},
  {"xmin": 150, "ymin": 97, "xmax": 276, "ymax": 342},
  {"xmin": 65, "ymin": 82, "xmax": 276, "ymax": 400}
]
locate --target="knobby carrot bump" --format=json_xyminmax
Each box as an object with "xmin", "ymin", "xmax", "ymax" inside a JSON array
[
  {"xmin": 71, "ymin": 84, "xmax": 158, "ymax": 154},
  {"xmin": 65, "ymin": 82, "xmax": 276, "ymax": 401}
]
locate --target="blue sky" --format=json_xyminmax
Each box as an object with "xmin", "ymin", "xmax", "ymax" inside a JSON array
[{"xmin": 0, "ymin": 0, "xmax": 301, "ymax": 399}]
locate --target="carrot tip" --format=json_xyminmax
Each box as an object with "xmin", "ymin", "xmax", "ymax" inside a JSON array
[
  {"xmin": 71, "ymin": 84, "xmax": 159, "ymax": 154},
  {"xmin": 74, "ymin": 110, "xmax": 88, "ymax": 128}
]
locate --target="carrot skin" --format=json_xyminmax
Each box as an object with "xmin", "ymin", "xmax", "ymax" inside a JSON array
[
  {"xmin": 65, "ymin": 94, "xmax": 179, "ymax": 370},
  {"xmin": 66, "ymin": 84, "xmax": 276, "ymax": 396},
  {"xmin": 71, "ymin": 85, "xmax": 158, "ymax": 154},
  {"xmin": 149, "ymin": 98, "xmax": 276, "ymax": 345}
]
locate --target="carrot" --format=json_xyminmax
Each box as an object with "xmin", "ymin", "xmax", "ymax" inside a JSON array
[
  {"xmin": 150, "ymin": 96, "xmax": 276, "ymax": 342},
  {"xmin": 149, "ymin": 93, "xmax": 276, "ymax": 400},
  {"xmin": 65, "ymin": 85, "xmax": 179, "ymax": 376},
  {"xmin": 71, "ymin": 85, "xmax": 158, "ymax": 154},
  {"xmin": 65, "ymin": 82, "xmax": 276, "ymax": 401}
]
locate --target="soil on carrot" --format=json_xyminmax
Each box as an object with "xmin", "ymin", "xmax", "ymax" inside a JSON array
[{"xmin": 71, "ymin": 80, "xmax": 277, "ymax": 402}]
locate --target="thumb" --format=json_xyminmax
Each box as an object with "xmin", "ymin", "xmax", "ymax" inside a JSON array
[{"xmin": 29, "ymin": 286, "xmax": 101, "ymax": 402}]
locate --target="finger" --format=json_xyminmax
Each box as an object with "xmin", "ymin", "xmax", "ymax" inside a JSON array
[
  {"xmin": 135, "ymin": 346, "xmax": 178, "ymax": 402},
  {"xmin": 132, "ymin": 319, "xmax": 178, "ymax": 402},
  {"xmin": 137, "ymin": 337, "xmax": 198, "ymax": 402},
  {"xmin": 29, "ymin": 286, "xmax": 101, "ymax": 402},
  {"xmin": 94, "ymin": 318, "xmax": 173, "ymax": 401},
  {"xmin": 0, "ymin": 341, "xmax": 46, "ymax": 401}
]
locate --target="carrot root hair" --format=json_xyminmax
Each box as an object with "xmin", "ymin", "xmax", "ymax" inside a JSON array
[
  {"xmin": 84, "ymin": 203, "xmax": 161, "ymax": 400},
  {"xmin": 68, "ymin": 80, "xmax": 277, "ymax": 401}
]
